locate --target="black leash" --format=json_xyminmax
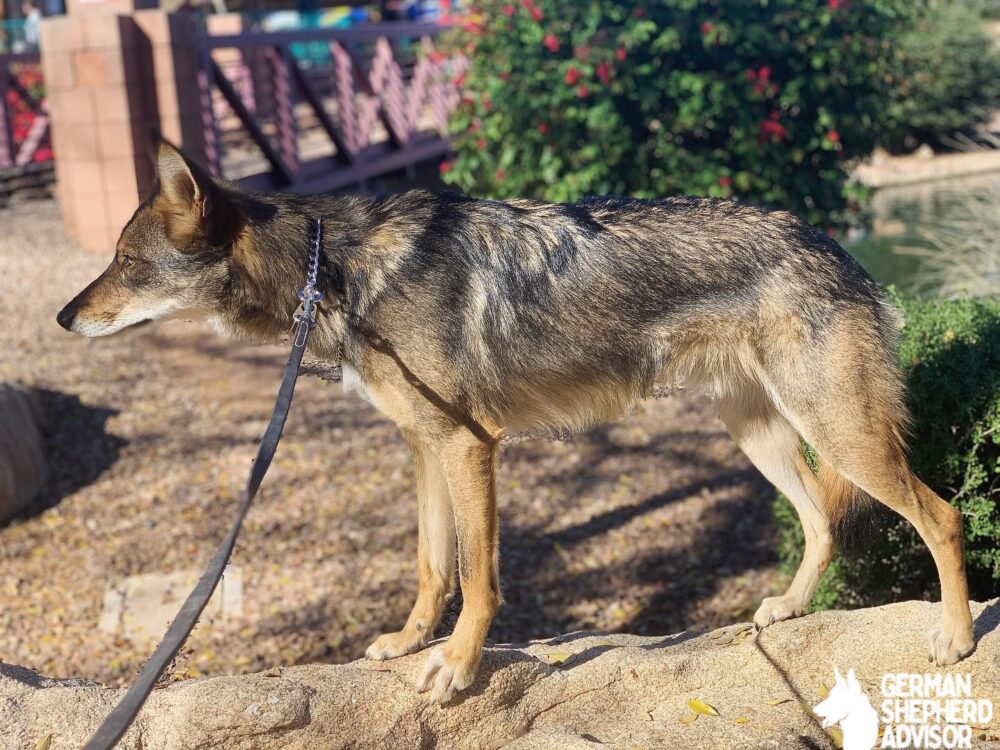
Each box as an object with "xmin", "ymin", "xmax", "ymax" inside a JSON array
[{"xmin": 83, "ymin": 219, "xmax": 325, "ymax": 750}]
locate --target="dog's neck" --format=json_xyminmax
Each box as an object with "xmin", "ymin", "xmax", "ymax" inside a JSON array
[{"xmin": 218, "ymin": 196, "xmax": 367, "ymax": 358}]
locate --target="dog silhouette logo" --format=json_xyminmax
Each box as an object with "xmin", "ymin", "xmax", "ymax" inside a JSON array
[{"xmin": 813, "ymin": 667, "xmax": 880, "ymax": 750}]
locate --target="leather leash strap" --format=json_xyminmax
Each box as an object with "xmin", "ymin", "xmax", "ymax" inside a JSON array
[{"xmin": 84, "ymin": 219, "xmax": 324, "ymax": 750}]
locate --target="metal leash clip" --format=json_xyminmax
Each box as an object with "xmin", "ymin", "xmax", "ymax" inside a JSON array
[{"xmin": 292, "ymin": 218, "xmax": 325, "ymax": 346}]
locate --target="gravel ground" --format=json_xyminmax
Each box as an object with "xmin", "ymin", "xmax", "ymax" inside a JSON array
[{"xmin": 0, "ymin": 198, "xmax": 786, "ymax": 686}]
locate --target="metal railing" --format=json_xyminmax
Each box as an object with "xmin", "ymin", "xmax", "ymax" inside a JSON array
[
  {"xmin": 0, "ymin": 51, "xmax": 50, "ymax": 170},
  {"xmin": 197, "ymin": 21, "xmax": 467, "ymax": 193}
]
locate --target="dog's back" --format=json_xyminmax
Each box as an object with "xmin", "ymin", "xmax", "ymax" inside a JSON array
[{"xmin": 358, "ymin": 192, "xmax": 902, "ymax": 437}]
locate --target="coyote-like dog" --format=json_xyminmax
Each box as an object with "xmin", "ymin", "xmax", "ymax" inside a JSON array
[{"xmin": 58, "ymin": 143, "xmax": 975, "ymax": 703}]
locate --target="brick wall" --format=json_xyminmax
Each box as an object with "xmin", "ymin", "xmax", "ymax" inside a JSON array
[{"xmin": 40, "ymin": 8, "xmax": 206, "ymax": 252}]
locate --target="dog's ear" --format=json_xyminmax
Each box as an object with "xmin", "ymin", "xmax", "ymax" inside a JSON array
[
  {"xmin": 157, "ymin": 140, "xmax": 212, "ymax": 216},
  {"xmin": 155, "ymin": 140, "xmax": 239, "ymax": 250}
]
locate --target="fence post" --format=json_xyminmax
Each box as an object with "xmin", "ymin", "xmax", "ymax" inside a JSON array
[
  {"xmin": 265, "ymin": 44, "xmax": 298, "ymax": 182},
  {"xmin": 0, "ymin": 63, "xmax": 13, "ymax": 169}
]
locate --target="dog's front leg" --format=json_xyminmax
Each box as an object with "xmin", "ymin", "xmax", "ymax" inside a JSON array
[
  {"xmin": 365, "ymin": 431, "xmax": 456, "ymax": 661},
  {"xmin": 417, "ymin": 430, "xmax": 501, "ymax": 704}
]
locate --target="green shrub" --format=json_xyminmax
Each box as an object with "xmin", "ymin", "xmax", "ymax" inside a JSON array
[
  {"xmin": 776, "ymin": 292, "xmax": 1000, "ymax": 608},
  {"xmin": 883, "ymin": 1, "xmax": 1000, "ymax": 152},
  {"xmin": 443, "ymin": 0, "xmax": 912, "ymax": 224}
]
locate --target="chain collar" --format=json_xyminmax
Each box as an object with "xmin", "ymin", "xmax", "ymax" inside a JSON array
[{"xmin": 292, "ymin": 218, "xmax": 324, "ymax": 344}]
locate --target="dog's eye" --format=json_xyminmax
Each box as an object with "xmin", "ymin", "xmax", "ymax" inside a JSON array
[{"xmin": 120, "ymin": 254, "xmax": 135, "ymax": 268}]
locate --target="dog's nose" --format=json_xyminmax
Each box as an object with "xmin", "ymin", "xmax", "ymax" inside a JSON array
[{"xmin": 56, "ymin": 304, "xmax": 76, "ymax": 331}]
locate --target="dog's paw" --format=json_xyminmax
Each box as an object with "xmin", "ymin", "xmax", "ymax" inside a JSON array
[
  {"xmin": 416, "ymin": 644, "xmax": 479, "ymax": 704},
  {"xmin": 365, "ymin": 629, "xmax": 426, "ymax": 661},
  {"xmin": 753, "ymin": 596, "xmax": 803, "ymax": 630},
  {"xmin": 928, "ymin": 622, "xmax": 974, "ymax": 666}
]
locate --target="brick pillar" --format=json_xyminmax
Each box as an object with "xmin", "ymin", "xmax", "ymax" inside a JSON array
[{"xmin": 40, "ymin": 8, "xmax": 207, "ymax": 252}]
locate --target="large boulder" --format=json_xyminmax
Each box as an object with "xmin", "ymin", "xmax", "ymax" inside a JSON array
[
  {"xmin": 0, "ymin": 381, "xmax": 46, "ymax": 522},
  {"xmin": 0, "ymin": 600, "xmax": 998, "ymax": 749}
]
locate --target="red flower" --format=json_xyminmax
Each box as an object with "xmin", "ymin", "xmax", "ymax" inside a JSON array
[
  {"xmin": 439, "ymin": 160, "xmax": 453, "ymax": 174},
  {"xmin": 529, "ymin": 6, "xmax": 543, "ymax": 21},
  {"xmin": 758, "ymin": 65, "xmax": 771, "ymax": 81},
  {"xmin": 633, "ymin": 7, "xmax": 645, "ymax": 17},
  {"xmin": 520, "ymin": 0, "xmax": 532, "ymax": 7},
  {"xmin": 476, "ymin": 138, "xmax": 488, "ymax": 149},
  {"xmin": 700, "ymin": 21, "xmax": 713, "ymax": 35},
  {"xmin": 615, "ymin": 47, "xmax": 627, "ymax": 61},
  {"xmin": 758, "ymin": 118, "xmax": 787, "ymax": 143},
  {"xmin": 543, "ymin": 34, "xmax": 559, "ymax": 52},
  {"xmin": 495, "ymin": 168, "xmax": 506, "ymax": 181},
  {"xmin": 500, "ymin": 71, "xmax": 510, "ymax": 82},
  {"xmin": 827, "ymin": 129, "xmax": 840, "ymax": 143},
  {"xmin": 745, "ymin": 69, "xmax": 757, "ymax": 81},
  {"xmin": 502, "ymin": 4, "xmax": 515, "ymax": 15},
  {"xmin": 718, "ymin": 175, "xmax": 732, "ymax": 188},
  {"xmin": 828, "ymin": 0, "xmax": 848, "ymax": 8},
  {"xmin": 537, "ymin": 122, "xmax": 550, "ymax": 135},
  {"xmin": 565, "ymin": 67, "xmax": 581, "ymax": 85},
  {"xmin": 576, "ymin": 85, "xmax": 589, "ymax": 98},
  {"xmin": 454, "ymin": 73, "xmax": 467, "ymax": 87},
  {"xmin": 596, "ymin": 62, "xmax": 612, "ymax": 85},
  {"xmin": 463, "ymin": 21, "xmax": 483, "ymax": 35},
  {"xmin": 469, "ymin": 120, "xmax": 481, "ymax": 132}
]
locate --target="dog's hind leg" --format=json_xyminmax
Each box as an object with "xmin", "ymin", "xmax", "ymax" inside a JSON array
[
  {"xmin": 716, "ymin": 387, "xmax": 834, "ymax": 629},
  {"xmin": 804, "ymin": 423, "xmax": 974, "ymax": 666},
  {"xmin": 770, "ymin": 318, "xmax": 975, "ymax": 666},
  {"xmin": 365, "ymin": 430, "xmax": 456, "ymax": 661}
]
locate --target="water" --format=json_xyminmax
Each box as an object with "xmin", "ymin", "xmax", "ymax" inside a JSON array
[{"xmin": 845, "ymin": 172, "xmax": 1000, "ymax": 297}]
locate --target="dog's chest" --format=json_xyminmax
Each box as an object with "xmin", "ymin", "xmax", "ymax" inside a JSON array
[{"xmin": 342, "ymin": 362, "xmax": 380, "ymax": 408}]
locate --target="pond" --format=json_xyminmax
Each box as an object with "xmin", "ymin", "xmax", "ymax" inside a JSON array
[{"xmin": 845, "ymin": 171, "xmax": 1000, "ymax": 298}]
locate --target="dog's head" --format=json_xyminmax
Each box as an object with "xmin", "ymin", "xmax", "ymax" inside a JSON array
[{"xmin": 57, "ymin": 142, "xmax": 246, "ymax": 337}]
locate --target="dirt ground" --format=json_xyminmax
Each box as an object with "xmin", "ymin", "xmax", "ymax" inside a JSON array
[{"xmin": 0, "ymin": 199, "xmax": 786, "ymax": 686}]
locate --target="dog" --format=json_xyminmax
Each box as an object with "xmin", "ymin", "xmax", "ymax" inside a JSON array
[{"xmin": 57, "ymin": 141, "xmax": 975, "ymax": 703}]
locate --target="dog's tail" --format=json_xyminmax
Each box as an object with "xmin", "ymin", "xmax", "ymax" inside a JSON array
[{"xmin": 816, "ymin": 456, "xmax": 880, "ymax": 546}]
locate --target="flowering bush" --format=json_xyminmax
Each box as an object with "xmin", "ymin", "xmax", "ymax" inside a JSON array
[{"xmin": 443, "ymin": 0, "xmax": 911, "ymax": 225}]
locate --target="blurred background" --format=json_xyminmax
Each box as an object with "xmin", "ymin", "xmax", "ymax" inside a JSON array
[{"xmin": 0, "ymin": 0, "xmax": 997, "ymax": 688}]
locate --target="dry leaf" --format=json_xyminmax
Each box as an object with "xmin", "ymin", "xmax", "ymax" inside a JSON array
[
  {"xmin": 734, "ymin": 716, "xmax": 749, "ymax": 724},
  {"xmin": 819, "ymin": 681, "xmax": 830, "ymax": 700},
  {"xmin": 265, "ymin": 666, "xmax": 282, "ymax": 677},
  {"xmin": 35, "ymin": 736, "xmax": 52, "ymax": 750},
  {"xmin": 765, "ymin": 698, "xmax": 792, "ymax": 706},
  {"xmin": 679, "ymin": 712, "xmax": 699, "ymax": 724},
  {"xmin": 688, "ymin": 698, "xmax": 720, "ymax": 716},
  {"xmin": 827, "ymin": 727, "xmax": 844, "ymax": 749},
  {"xmin": 543, "ymin": 651, "xmax": 575, "ymax": 666}
]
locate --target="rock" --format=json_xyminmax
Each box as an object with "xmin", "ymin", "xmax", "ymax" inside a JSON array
[
  {"xmin": 1, "ymin": 600, "xmax": 998, "ymax": 749},
  {"xmin": 0, "ymin": 381, "xmax": 46, "ymax": 522}
]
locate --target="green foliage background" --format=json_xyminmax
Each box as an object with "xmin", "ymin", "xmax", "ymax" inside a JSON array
[
  {"xmin": 776, "ymin": 293, "xmax": 1000, "ymax": 608},
  {"xmin": 443, "ymin": 0, "xmax": 912, "ymax": 224},
  {"xmin": 883, "ymin": 1, "xmax": 1000, "ymax": 151}
]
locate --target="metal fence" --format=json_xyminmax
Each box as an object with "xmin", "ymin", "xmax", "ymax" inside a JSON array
[{"xmin": 198, "ymin": 20, "xmax": 467, "ymax": 193}]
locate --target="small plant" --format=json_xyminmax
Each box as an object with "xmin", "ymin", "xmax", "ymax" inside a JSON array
[
  {"xmin": 776, "ymin": 291, "xmax": 1000, "ymax": 608},
  {"xmin": 444, "ymin": 0, "xmax": 912, "ymax": 225}
]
